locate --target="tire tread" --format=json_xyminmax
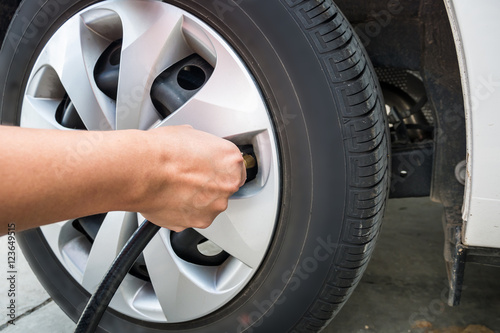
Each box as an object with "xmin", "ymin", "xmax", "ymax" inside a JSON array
[{"xmin": 282, "ymin": 0, "xmax": 390, "ymax": 331}]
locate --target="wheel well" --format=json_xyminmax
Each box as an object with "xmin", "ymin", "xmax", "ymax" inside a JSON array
[
  {"xmin": 0, "ymin": 0, "xmax": 22, "ymax": 45},
  {"xmin": 336, "ymin": 0, "xmax": 466, "ymax": 210}
]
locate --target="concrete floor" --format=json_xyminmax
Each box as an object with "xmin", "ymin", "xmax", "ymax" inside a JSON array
[
  {"xmin": 1, "ymin": 197, "xmax": 499, "ymax": 332},
  {"xmin": 329, "ymin": 198, "xmax": 500, "ymax": 333}
]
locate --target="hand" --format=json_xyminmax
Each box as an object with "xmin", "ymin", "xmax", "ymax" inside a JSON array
[{"xmin": 136, "ymin": 126, "xmax": 246, "ymax": 232}]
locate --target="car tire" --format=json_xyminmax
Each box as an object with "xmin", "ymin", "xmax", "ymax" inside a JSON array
[{"xmin": 0, "ymin": 0, "xmax": 389, "ymax": 332}]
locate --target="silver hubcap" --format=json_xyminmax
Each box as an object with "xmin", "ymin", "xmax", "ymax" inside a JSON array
[{"xmin": 21, "ymin": 0, "xmax": 280, "ymax": 323}]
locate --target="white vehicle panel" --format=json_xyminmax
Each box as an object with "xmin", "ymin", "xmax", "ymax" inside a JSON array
[{"xmin": 445, "ymin": 0, "xmax": 500, "ymax": 248}]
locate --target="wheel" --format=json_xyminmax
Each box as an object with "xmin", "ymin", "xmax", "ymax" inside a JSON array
[{"xmin": 0, "ymin": 0, "xmax": 389, "ymax": 332}]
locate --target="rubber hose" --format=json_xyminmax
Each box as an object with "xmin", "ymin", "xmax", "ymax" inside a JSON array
[{"xmin": 74, "ymin": 220, "xmax": 160, "ymax": 333}]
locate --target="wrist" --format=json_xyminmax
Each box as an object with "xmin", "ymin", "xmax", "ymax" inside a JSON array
[
  {"xmin": 113, "ymin": 129, "xmax": 168, "ymax": 215},
  {"xmin": 101, "ymin": 129, "xmax": 152, "ymax": 213}
]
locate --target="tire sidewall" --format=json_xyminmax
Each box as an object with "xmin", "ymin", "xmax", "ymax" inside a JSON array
[{"xmin": 5, "ymin": 1, "xmax": 348, "ymax": 332}]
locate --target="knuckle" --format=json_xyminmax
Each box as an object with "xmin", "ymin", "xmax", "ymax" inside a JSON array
[
  {"xmin": 214, "ymin": 198, "xmax": 229, "ymax": 212},
  {"xmin": 228, "ymin": 182, "xmax": 241, "ymax": 194},
  {"xmin": 194, "ymin": 219, "xmax": 212, "ymax": 229},
  {"xmin": 170, "ymin": 226, "xmax": 186, "ymax": 233},
  {"xmin": 225, "ymin": 174, "xmax": 243, "ymax": 193},
  {"xmin": 227, "ymin": 142, "xmax": 244, "ymax": 160}
]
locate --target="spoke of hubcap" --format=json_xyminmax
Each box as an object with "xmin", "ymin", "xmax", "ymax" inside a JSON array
[
  {"xmin": 143, "ymin": 231, "xmax": 227, "ymax": 322},
  {"xmin": 38, "ymin": 16, "xmax": 115, "ymax": 130},
  {"xmin": 196, "ymin": 170, "xmax": 278, "ymax": 269},
  {"xmin": 110, "ymin": 2, "xmax": 192, "ymax": 130},
  {"xmin": 21, "ymin": 96, "xmax": 65, "ymax": 130},
  {"xmin": 156, "ymin": 29, "xmax": 269, "ymax": 138},
  {"xmin": 82, "ymin": 212, "xmax": 138, "ymax": 291}
]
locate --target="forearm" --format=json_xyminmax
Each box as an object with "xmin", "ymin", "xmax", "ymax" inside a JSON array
[
  {"xmin": 0, "ymin": 126, "xmax": 146, "ymax": 231},
  {"xmin": 0, "ymin": 125, "xmax": 245, "ymax": 234}
]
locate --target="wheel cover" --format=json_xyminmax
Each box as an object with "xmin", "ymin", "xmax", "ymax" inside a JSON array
[{"xmin": 21, "ymin": 0, "xmax": 280, "ymax": 323}]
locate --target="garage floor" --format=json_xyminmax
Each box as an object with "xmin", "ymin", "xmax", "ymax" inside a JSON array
[
  {"xmin": 329, "ymin": 198, "xmax": 500, "ymax": 333},
  {"xmin": 1, "ymin": 197, "xmax": 499, "ymax": 333}
]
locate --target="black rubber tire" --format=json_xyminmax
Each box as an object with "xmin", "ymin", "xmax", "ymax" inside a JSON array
[{"xmin": 0, "ymin": 0, "xmax": 390, "ymax": 332}]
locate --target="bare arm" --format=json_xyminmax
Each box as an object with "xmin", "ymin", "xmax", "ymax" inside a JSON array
[{"xmin": 0, "ymin": 125, "xmax": 245, "ymax": 233}]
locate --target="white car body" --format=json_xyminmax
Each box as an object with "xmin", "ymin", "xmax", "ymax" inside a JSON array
[{"xmin": 446, "ymin": 0, "xmax": 500, "ymax": 248}]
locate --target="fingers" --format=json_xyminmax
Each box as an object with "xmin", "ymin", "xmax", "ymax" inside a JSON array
[
  {"xmin": 141, "ymin": 125, "xmax": 251, "ymax": 232},
  {"xmin": 223, "ymin": 141, "xmax": 247, "ymax": 189},
  {"xmin": 239, "ymin": 159, "xmax": 247, "ymax": 187}
]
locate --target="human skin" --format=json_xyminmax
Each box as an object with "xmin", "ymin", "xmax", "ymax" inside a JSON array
[{"xmin": 0, "ymin": 125, "xmax": 246, "ymax": 233}]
